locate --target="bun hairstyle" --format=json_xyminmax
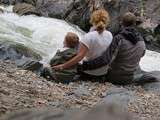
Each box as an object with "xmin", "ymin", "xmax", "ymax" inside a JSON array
[{"xmin": 90, "ymin": 9, "xmax": 110, "ymax": 33}]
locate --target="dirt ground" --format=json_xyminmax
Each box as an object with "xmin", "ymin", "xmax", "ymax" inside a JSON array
[{"xmin": 0, "ymin": 60, "xmax": 160, "ymax": 120}]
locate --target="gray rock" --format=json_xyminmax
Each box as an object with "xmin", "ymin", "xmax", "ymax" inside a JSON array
[
  {"xmin": 1, "ymin": 0, "xmax": 160, "ymax": 33},
  {"xmin": 13, "ymin": 3, "xmax": 40, "ymax": 16},
  {"xmin": 143, "ymin": 82, "xmax": 160, "ymax": 93},
  {"xmin": 68, "ymin": 85, "xmax": 90, "ymax": 98},
  {"xmin": 102, "ymin": 87, "xmax": 134, "ymax": 110},
  {"xmin": 36, "ymin": 0, "xmax": 73, "ymax": 18},
  {"xmin": 0, "ymin": 41, "xmax": 41, "ymax": 61},
  {"xmin": 142, "ymin": 71, "xmax": 160, "ymax": 92},
  {"xmin": 0, "ymin": 41, "xmax": 42, "ymax": 72}
]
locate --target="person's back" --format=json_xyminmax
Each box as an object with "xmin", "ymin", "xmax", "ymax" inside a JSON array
[
  {"xmin": 49, "ymin": 47, "xmax": 78, "ymax": 83},
  {"xmin": 107, "ymin": 27, "xmax": 145, "ymax": 84}
]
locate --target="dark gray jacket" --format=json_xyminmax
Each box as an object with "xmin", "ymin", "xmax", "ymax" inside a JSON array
[{"xmin": 81, "ymin": 27, "xmax": 146, "ymax": 84}]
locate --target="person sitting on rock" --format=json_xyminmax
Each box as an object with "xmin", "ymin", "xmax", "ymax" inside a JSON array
[
  {"xmin": 53, "ymin": 9, "xmax": 113, "ymax": 80},
  {"xmin": 41, "ymin": 32, "xmax": 79, "ymax": 83},
  {"xmin": 80, "ymin": 12, "xmax": 146, "ymax": 85}
]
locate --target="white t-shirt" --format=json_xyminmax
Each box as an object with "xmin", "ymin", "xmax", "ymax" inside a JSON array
[{"xmin": 80, "ymin": 30, "xmax": 113, "ymax": 76}]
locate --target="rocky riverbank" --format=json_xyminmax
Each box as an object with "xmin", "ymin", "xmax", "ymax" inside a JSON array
[
  {"xmin": 0, "ymin": 60, "xmax": 160, "ymax": 120},
  {"xmin": 0, "ymin": 1, "xmax": 160, "ymax": 120}
]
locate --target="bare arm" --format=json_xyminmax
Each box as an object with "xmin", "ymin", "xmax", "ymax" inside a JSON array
[
  {"xmin": 53, "ymin": 43, "xmax": 88, "ymax": 70},
  {"xmin": 81, "ymin": 35, "xmax": 122, "ymax": 70}
]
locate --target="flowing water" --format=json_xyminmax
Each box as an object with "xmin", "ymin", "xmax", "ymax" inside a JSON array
[{"xmin": 0, "ymin": 6, "xmax": 160, "ymax": 72}]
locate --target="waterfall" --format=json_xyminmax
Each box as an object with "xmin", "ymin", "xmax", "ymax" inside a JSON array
[
  {"xmin": 0, "ymin": 5, "xmax": 160, "ymax": 72},
  {"xmin": 0, "ymin": 5, "xmax": 84, "ymax": 63}
]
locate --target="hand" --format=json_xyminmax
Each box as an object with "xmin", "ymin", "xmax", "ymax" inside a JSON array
[{"xmin": 52, "ymin": 64, "xmax": 64, "ymax": 71}]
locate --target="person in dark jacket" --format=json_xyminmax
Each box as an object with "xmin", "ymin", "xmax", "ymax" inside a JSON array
[{"xmin": 80, "ymin": 12, "xmax": 146, "ymax": 85}]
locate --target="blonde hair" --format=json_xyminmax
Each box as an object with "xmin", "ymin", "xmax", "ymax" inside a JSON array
[
  {"xmin": 90, "ymin": 9, "xmax": 110, "ymax": 33},
  {"xmin": 65, "ymin": 32, "xmax": 79, "ymax": 48}
]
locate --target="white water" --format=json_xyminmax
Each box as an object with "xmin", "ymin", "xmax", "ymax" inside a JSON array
[
  {"xmin": 0, "ymin": 6, "xmax": 160, "ymax": 72},
  {"xmin": 0, "ymin": 6, "xmax": 84, "ymax": 63}
]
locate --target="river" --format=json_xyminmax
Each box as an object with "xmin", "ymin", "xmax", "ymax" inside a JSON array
[{"xmin": 0, "ymin": 6, "xmax": 160, "ymax": 72}]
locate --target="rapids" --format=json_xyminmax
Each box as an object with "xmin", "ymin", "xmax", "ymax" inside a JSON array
[{"xmin": 0, "ymin": 5, "xmax": 160, "ymax": 72}]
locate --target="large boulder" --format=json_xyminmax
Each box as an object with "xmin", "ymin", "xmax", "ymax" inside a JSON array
[
  {"xmin": 144, "ymin": 0, "xmax": 160, "ymax": 26},
  {"xmin": 1, "ymin": 0, "xmax": 160, "ymax": 32},
  {"xmin": 0, "ymin": 41, "xmax": 42, "ymax": 71},
  {"xmin": 154, "ymin": 24, "xmax": 160, "ymax": 44},
  {"xmin": 34, "ymin": 0, "xmax": 142, "ymax": 32},
  {"xmin": 101, "ymin": 87, "xmax": 135, "ymax": 110},
  {"xmin": 36, "ymin": 0, "xmax": 73, "ymax": 19},
  {"xmin": 13, "ymin": 3, "xmax": 40, "ymax": 16}
]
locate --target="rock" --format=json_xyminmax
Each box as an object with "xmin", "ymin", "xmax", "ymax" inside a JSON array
[
  {"xmin": 36, "ymin": 0, "xmax": 73, "ymax": 18},
  {"xmin": 1, "ymin": 0, "xmax": 160, "ymax": 33},
  {"xmin": 0, "ymin": 41, "xmax": 41, "ymax": 60},
  {"xmin": 72, "ymin": 85, "xmax": 90, "ymax": 97},
  {"xmin": 0, "ymin": 0, "xmax": 36, "ymax": 5},
  {"xmin": 144, "ymin": 0, "xmax": 160, "ymax": 26},
  {"xmin": 13, "ymin": 3, "xmax": 40, "ymax": 16},
  {"xmin": 0, "ymin": 41, "xmax": 42, "ymax": 72},
  {"xmin": 143, "ymin": 82, "xmax": 160, "ymax": 93},
  {"xmin": 154, "ymin": 24, "xmax": 160, "ymax": 44},
  {"xmin": 102, "ymin": 87, "xmax": 134, "ymax": 110},
  {"xmin": 15, "ymin": 57, "xmax": 43, "ymax": 72},
  {"xmin": 64, "ymin": 0, "xmax": 93, "ymax": 31},
  {"xmin": 35, "ymin": 0, "xmax": 94, "ymax": 31},
  {"xmin": 2, "ymin": 104, "xmax": 132, "ymax": 120}
]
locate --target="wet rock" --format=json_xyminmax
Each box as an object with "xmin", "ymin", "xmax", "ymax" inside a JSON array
[
  {"xmin": 13, "ymin": 3, "xmax": 40, "ymax": 16},
  {"xmin": 1, "ymin": 0, "xmax": 160, "ymax": 33},
  {"xmin": 144, "ymin": 0, "xmax": 160, "ymax": 26},
  {"xmin": 137, "ymin": 20, "xmax": 160, "ymax": 52},
  {"xmin": 142, "ymin": 71, "xmax": 160, "ymax": 92},
  {"xmin": 0, "ymin": 41, "xmax": 41, "ymax": 61},
  {"xmin": 0, "ymin": 41, "xmax": 42, "ymax": 72},
  {"xmin": 0, "ymin": 0, "xmax": 36, "ymax": 5},
  {"xmin": 15, "ymin": 57, "xmax": 43, "ymax": 72},
  {"xmin": 102, "ymin": 87, "xmax": 134, "ymax": 110}
]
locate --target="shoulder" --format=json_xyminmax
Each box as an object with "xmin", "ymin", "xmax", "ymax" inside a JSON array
[
  {"xmin": 84, "ymin": 31, "xmax": 98, "ymax": 38},
  {"xmin": 104, "ymin": 30, "xmax": 113, "ymax": 38},
  {"xmin": 80, "ymin": 31, "xmax": 98, "ymax": 48}
]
